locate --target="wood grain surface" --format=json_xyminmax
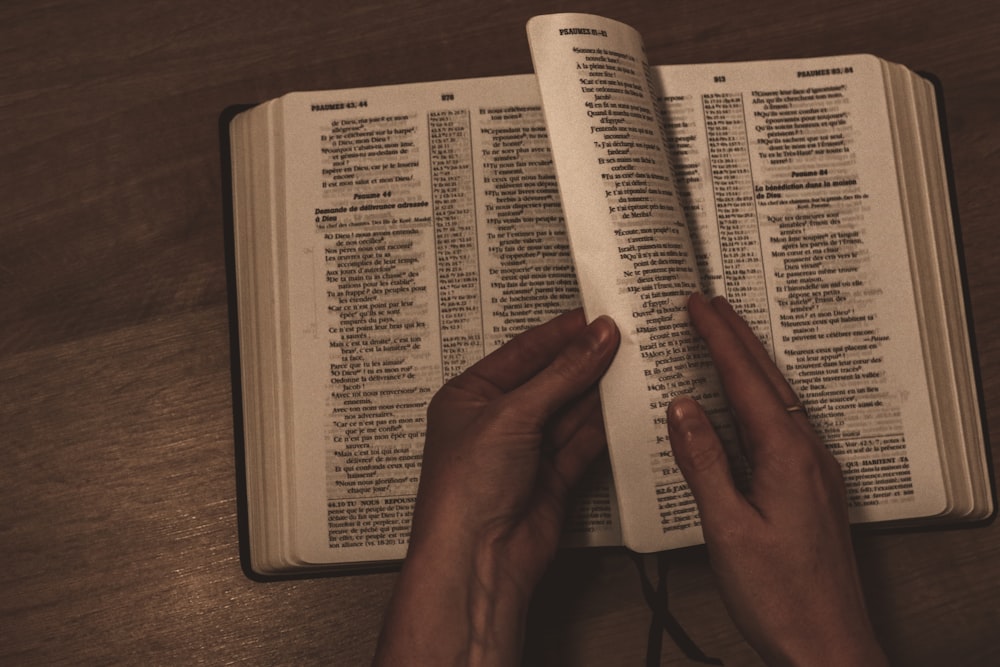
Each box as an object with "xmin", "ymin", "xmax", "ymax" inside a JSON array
[{"xmin": 2, "ymin": 1, "xmax": 998, "ymax": 664}]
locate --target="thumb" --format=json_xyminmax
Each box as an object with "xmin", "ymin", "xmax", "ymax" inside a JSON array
[
  {"xmin": 513, "ymin": 315, "xmax": 619, "ymax": 425},
  {"xmin": 667, "ymin": 397, "xmax": 746, "ymax": 523}
]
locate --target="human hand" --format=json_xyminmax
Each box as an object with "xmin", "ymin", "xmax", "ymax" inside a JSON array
[
  {"xmin": 412, "ymin": 309, "xmax": 619, "ymax": 589},
  {"xmin": 374, "ymin": 309, "xmax": 619, "ymax": 667},
  {"xmin": 668, "ymin": 293, "xmax": 888, "ymax": 666}
]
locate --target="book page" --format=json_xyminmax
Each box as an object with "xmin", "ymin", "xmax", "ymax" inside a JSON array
[
  {"xmin": 652, "ymin": 56, "xmax": 947, "ymax": 524},
  {"xmin": 272, "ymin": 76, "xmax": 621, "ymax": 565},
  {"xmin": 528, "ymin": 14, "xmax": 729, "ymax": 552}
]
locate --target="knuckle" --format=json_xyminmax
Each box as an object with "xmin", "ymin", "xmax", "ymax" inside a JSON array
[
  {"xmin": 675, "ymin": 434, "xmax": 727, "ymax": 475},
  {"xmin": 780, "ymin": 436, "xmax": 845, "ymax": 484},
  {"xmin": 548, "ymin": 348, "xmax": 593, "ymax": 385},
  {"xmin": 426, "ymin": 384, "xmax": 454, "ymax": 417},
  {"xmin": 508, "ymin": 332, "xmax": 552, "ymax": 369}
]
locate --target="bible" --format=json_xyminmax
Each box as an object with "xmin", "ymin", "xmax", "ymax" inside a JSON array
[{"xmin": 224, "ymin": 13, "xmax": 992, "ymax": 576}]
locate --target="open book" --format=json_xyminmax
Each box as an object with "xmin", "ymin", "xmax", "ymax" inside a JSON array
[{"xmin": 225, "ymin": 13, "xmax": 993, "ymax": 576}]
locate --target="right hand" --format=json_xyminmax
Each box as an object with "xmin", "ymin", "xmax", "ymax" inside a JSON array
[{"xmin": 668, "ymin": 293, "xmax": 888, "ymax": 666}]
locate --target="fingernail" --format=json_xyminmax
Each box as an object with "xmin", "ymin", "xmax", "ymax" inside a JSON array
[
  {"xmin": 588, "ymin": 315, "xmax": 617, "ymax": 348},
  {"xmin": 711, "ymin": 295, "xmax": 734, "ymax": 314},
  {"xmin": 668, "ymin": 396, "xmax": 702, "ymax": 429}
]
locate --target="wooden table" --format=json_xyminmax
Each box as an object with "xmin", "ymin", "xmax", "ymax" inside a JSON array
[{"xmin": 3, "ymin": 1, "xmax": 998, "ymax": 664}]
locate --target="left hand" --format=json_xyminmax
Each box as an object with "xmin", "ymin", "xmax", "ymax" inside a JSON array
[
  {"xmin": 413, "ymin": 308, "xmax": 619, "ymax": 590},
  {"xmin": 374, "ymin": 309, "xmax": 620, "ymax": 667}
]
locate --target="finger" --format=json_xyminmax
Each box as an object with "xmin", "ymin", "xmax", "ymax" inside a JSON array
[
  {"xmin": 687, "ymin": 293, "xmax": 807, "ymax": 455},
  {"xmin": 455, "ymin": 309, "xmax": 588, "ymax": 396},
  {"xmin": 668, "ymin": 397, "xmax": 748, "ymax": 525},
  {"xmin": 709, "ymin": 296, "xmax": 811, "ymax": 431},
  {"xmin": 511, "ymin": 315, "xmax": 620, "ymax": 428},
  {"xmin": 547, "ymin": 387, "xmax": 608, "ymax": 485},
  {"xmin": 545, "ymin": 384, "xmax": 603, "ymax": 449}
]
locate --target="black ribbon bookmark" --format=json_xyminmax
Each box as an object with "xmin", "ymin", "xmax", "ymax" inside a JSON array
[{"xmin": 630, "ymin": 552, "xmax": 724, "ymax": 666}]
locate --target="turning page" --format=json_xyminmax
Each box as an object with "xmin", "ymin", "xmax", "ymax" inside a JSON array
[{"xmin": 528, "ymin": 14, "xmax": 727, "ymax": 551}]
